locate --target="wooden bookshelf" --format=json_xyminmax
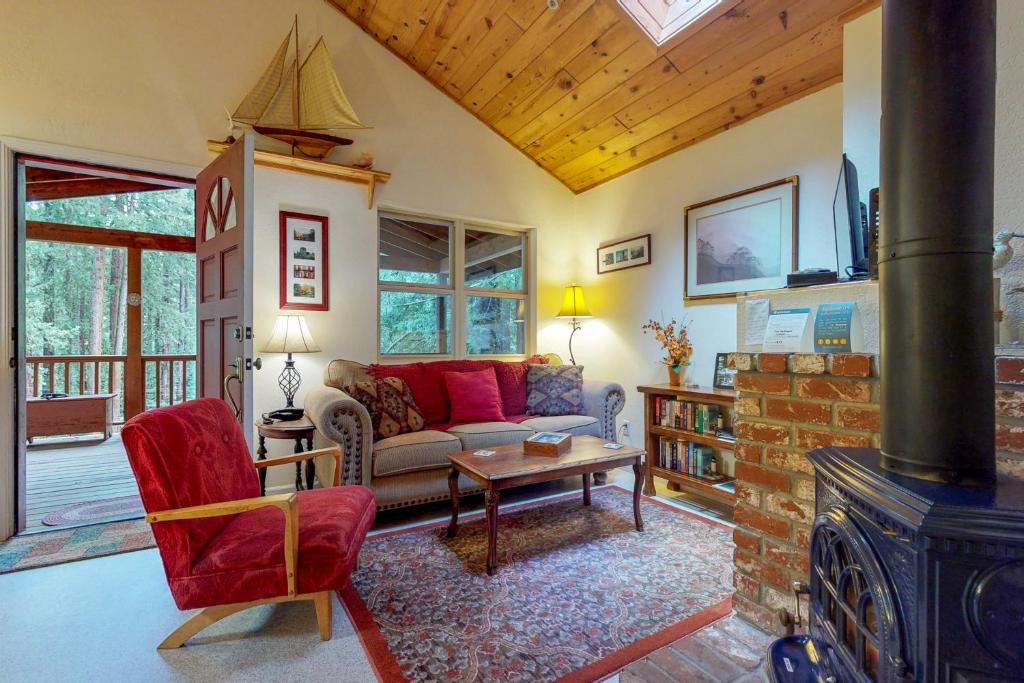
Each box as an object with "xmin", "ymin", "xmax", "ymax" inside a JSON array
[{"xmin": 637, "ymin": 384, "xmax": 737, "ymax": 504}]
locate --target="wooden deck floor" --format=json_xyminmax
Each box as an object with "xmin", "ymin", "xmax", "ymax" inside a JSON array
[{"xmin": 25, "ymin": 435, "xmax": 140, "ymax": 531}]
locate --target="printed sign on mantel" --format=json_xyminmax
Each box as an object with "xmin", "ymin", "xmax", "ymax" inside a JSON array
[
  {"xmin": 813, "ymin": 301, "xmax": 863, "ymax": 352},
  {"xmin": 762, "ymin": 308, "xmax": 813, "ymax": 352}
]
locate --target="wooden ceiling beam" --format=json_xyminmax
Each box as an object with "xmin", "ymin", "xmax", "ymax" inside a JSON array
[
  {"xmin": 552, "ymin": 15, "xmax": 843, "ymax": 179},
  {"xmin": 383, "ymin": 0, "xmax": 441, "ymax": 58},
  {"xmin": 408, "ymin": 0, "xmax": 481, "ymax": 73},
  {"xmin": 426, "ymin": 1, "xmax": 509, "ymax": 87},
  {"xmin": 503, "ymin": 0, "xmax": 552, "ymax": 33},
  {"xmin": 509, "ymin": 39, "xmax": 661, "ymax": 148},
  {"xmin": 492, "ymin": 21, "xmax": 641, "ymax": 137},
  {"xmin": 562, "ymin": 20, "xmax": 640, "ymax": 83},
  {"xmin": 492, "ymin": 69, "xmax": 581, "ymax": 139},
  {"xmin": 26, "ymin": 220, "xmax": 195, "ymax": 252},
  {"xmin": 564, "ymin": 46, "xmax": 843, "ymax": 191},
  {"xmin": 460, "ymin": 0, "xmax": 597, "ymax": 112},
  {"xmin": 443, "ymin": 15, "xmax": 524, "ymax": 98},
  {"xmin": 477, "ymin": 3, "xmax": 619, "ymax": 124},
  {"xmin": 328, "ymin": 0, "xmax": 861, "ymax": 192},
  {"xmin": 525, "ymin": 0, "xmax": 795, "ymax": 160},
  {"xmin": 623, "ymin": 0, "xmax": 861, "ymax": 129},
  {"xmin": 529, "ymin": 57, "xmax": 679, "ymax": 166}
]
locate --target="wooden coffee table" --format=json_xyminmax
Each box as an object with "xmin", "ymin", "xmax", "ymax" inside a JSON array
[{"xmin": 446, "ymin": 435, "xmax": 645, "ymax": 575}]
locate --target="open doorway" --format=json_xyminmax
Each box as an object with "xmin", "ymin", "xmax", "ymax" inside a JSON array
[{"xmin": 17, "ymin": 156, "xmax": 195, "ymax": 532}]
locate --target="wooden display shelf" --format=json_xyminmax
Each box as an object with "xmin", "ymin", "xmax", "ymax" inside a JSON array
[
  {"xmin": 207, "ymin": 140, "xmax": 391, "ymax": 208},
  {"xmin": 649, "ymin": 425, "xmax": 736, "ymax": 450},
  {"xmin": 649, "ymin": 466, "xmax": 736, "ymax": 504},
  {"xmin": 638, "ymin": 384, "xmax": 737, "ymax": 504}
]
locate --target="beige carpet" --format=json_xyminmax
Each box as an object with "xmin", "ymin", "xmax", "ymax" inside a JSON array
[{"xmin": 0, "ymin": 548, "xmax": 377, "ymax": 682}]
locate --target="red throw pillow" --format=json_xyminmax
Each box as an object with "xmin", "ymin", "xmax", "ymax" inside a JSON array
[{"xmin": 444, "ymin": 368, "xmax": 506, "ymax": 425}]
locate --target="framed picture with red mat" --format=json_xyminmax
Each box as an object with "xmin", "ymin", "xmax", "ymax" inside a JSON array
[{"xmin": 280, "ymin": 210, "xmax": 329, "ymax": 311}]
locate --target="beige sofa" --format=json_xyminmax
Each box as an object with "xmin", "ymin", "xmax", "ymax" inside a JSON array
[{"xmin": 305, "ymin": 359, "xmax": 626, "ymax": 511}]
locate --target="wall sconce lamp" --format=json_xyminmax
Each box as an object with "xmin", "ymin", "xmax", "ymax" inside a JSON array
[{"xmin": 556, "ymin": 284, "xmax": 592, "ymax": 365}]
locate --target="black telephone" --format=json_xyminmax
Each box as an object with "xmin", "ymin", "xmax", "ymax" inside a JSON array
[{"xmin": 263, "ymin": 407, "xmax": 305, "ymax": 423}]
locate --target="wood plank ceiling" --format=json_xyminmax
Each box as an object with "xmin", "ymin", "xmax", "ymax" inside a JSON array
[{"xmin": 329, "ymin": 0, "xmax": 878, "ymax": 193}]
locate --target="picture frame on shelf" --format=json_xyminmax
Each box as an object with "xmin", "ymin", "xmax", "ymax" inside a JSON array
[
  {"xmin": 684, "ymin": 177, "xmax": 798, "ymax": 300},
  {"xmin": 712, "ymin": 352, "xmax": 736, "ymax": 390},
  {"xmin": 597, "ymin": 234, "xmax": 651, "ymax": 274},
  {"xmin": 279, "ymin": 210, "xmax": 328, "ymax": 311}
]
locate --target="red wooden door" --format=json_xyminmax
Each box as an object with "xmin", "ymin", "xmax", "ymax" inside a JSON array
[{"xmin": 196, "ymin": 134, "xmax": 254, "ymax": 444}]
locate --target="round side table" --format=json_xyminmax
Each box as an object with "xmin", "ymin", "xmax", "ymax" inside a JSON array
[{"xmin": 255, "ymin": 416, "xmax": 317, "ymax": 495}]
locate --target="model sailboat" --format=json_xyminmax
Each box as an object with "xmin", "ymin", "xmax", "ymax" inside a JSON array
[{"xmin": 233, "ymin": 18, "xmax": 367, "ymax": 159}]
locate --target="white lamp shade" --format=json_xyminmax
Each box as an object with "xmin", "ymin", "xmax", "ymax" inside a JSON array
[{"xmin": 261, "ymin": 315, "xmax": 320, "ymax": 354}]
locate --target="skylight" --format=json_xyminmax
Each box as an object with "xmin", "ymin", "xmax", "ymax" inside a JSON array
[{"xmin": 617, "ymin": 0, "xmax": 723, "ymax": 45}]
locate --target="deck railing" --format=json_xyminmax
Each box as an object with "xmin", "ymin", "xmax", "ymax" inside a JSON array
[
  {"xmin": 26, "ymin": 353, "xmax": 197, "ymax": 423},
  {"xmin": 142, "ymin": 354, "xmax": 197, "ymax": 410}
]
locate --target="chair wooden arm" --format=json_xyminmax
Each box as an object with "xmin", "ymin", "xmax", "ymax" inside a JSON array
[
  {"xmin": 253, "ymin": 446, "xmax": 343, "ymax": 487},
  {"xmin": 147, "ymin": 493, "xmax": 300, "ymax": 596}
]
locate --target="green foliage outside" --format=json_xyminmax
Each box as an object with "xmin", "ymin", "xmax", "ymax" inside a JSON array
[
  {"xmin": 25, "ymin": 190, "xmax": 196, "ymax": 415},
  {"xmin": 378, "ymin": 266, "xmax": 524, "ymax": 356}
]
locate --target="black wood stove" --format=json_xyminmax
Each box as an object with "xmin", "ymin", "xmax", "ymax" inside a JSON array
[{"xmin": 767, "ymin": 2, "xmax": 1024, "ymax": 681}]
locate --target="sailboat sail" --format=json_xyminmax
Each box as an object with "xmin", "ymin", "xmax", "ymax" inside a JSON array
[
  {"xmin": 233, "ymin": 27, "xmax": 294, "ymax": 124},
  {"xmin": 233, "ymin": 23, "xmax": 365, "ymax": 132},
  {"xmin": 258, "ymin": 61, "xmax": 299, "ymax": 128},
  {"xmin": 298, "ymin": 38, "xmax": 365, "ymax": 130}
]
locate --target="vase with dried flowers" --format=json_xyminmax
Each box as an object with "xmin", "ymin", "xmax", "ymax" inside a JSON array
[{"xmin": 642, "ymin": 318, "xmax": 693, "ymax": 386}]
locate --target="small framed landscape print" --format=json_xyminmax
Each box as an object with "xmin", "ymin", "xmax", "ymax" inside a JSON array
[
  {"xmin": 713, "ymin": 353, "xmax": 736, "ymax": 390},
  {"xmin": 684, "ymin": 177, "xmax": 798, "ymax": 300},
  {"xmin": 280, "ymin": 211, "xmax": 329, "ymax": 311},
  {"xmin": 597, "ymin": 234, "xmax": 651, "ymax": 274}
]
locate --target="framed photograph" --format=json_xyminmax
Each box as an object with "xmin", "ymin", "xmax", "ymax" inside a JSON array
[
  {"xmin": 684, "ymin": 177, "xmax": 798, "ymax": 300},
  {"xmin": 597, "ymin": 234, "xmax": 651, "ymax": 274},
  {"xmin": 279, "ymin": 211, "xmax": 328, "ymax": 311},
  {"xmin": 713, "ymin": 353, "xmax": 736, "ymax": 390}
]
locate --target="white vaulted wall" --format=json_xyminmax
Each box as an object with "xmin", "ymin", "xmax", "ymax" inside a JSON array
[{"xmin": 0, "ymin": 0, "xmax": 573, "ymax": 493}]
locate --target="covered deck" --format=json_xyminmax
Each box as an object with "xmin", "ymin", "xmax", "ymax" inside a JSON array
[{"xmin": 25, "ymin": 435, "xmax": 139, "ymax": 531}]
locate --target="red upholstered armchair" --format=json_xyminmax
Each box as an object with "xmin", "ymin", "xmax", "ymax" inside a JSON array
[{"xmin": 121, "ymin": 398, "xmax": 376, "ymax": 649}]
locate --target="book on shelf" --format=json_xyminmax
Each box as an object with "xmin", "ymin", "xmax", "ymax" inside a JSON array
[
  {"xmin": 653, "ymin": 397, "xmax": 726, "ymax": 436},
  {"xmin": 656, "ymin": 437, "xmax": 728, "ymax": 482}
]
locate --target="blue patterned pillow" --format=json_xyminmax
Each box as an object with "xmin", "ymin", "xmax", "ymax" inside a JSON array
[{"xmin": 526, "ymin": 365, "xmax": 584, "ymax": 416}]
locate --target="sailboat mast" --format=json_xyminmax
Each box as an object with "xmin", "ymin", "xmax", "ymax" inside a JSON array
[{"xmin": 293, "ymin": 14, "xmax": 300, "ymax": 130}]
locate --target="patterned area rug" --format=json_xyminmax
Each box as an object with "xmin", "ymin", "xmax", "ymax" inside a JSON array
[
  {"xmin": 341, "ymin": 486, "xmax": 734, "ymax": 683},
  {"xmin": 41, "ymin": 494, "xmax": 144, "ymax": 526},
  {"xmin": 0, "ymin": 519, "xmax": 154, "ymax": 574}
]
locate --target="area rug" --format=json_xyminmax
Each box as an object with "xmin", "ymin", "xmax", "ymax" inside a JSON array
[
  {"xmin": 0, "ymin": 518, "xmax": 154, "ymax": 574},
  {"xmin": 341, "ymin": 486, "xmax": 734, "ymax": 683},
  {"xmin": 41, "ymin": 494, "xmax": 144, "ymax": 526}
]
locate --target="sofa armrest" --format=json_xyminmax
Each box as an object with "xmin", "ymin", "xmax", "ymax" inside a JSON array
[
  {"xmin": 581, "ymin": 379, "xmax": 626, "ymax": 440},
  {"xmin": 304, "ymin": 386, "xmax": 372, "ymax": 487}
]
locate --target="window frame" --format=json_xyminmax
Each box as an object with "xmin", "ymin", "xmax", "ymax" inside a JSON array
[{"xmin": 377, "ymin": 208, "xmax": 535, "ymax": 362}]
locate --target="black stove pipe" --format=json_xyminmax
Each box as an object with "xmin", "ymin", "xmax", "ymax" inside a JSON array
[{"xmin": 879, "ymin": 0, "xmax": 996, "ymax": 484}]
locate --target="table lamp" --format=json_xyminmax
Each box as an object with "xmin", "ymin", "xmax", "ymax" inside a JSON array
[
  {"xmin": 556, "ymin": 284, "xmax": 592, "ymax": 365},
  {"xmin": 260, "ymin": 314, "xmax": 320, "ymax": 413}
]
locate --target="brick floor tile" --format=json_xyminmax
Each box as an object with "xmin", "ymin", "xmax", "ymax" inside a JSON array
[
  {"xmin": 731, "ymin": 668, "xmax": 770, "ymax": 683},
  {"xmin": 646, "ymin": 648, "xmax": 720, "ymax": 682},
  {"xmin": 620, "ymin": 660, "xmax": 681, "ymax": 683},
  {"xmin": 713, "ymin": 616, "xmax": 775, "ymax": 653},
  {"xmin": 669, "ymin": 636, "xmax": 748, "ymax": 680},
  {"xmin": 689, "ymin": 626, "xmax": 763, "ymax": 670}
]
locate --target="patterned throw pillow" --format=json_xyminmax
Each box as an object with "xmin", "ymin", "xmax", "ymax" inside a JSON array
[
  {"xmin": 526, "ymin": 365, "xmax": 584, "ymax": 416},
  {"xmin": 347, "ymin": 377, "xmax": 426, "ymax": 441}
]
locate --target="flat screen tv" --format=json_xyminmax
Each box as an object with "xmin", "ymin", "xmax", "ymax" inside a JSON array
[{"xmin": 833, "ymin": 154, "xmax": 869, "ymax": 279}]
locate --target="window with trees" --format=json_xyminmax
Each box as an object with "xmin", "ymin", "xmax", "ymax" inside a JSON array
[{"xmin": 378, "ymin": 212, "xmax": 533, "ymax": 359}]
